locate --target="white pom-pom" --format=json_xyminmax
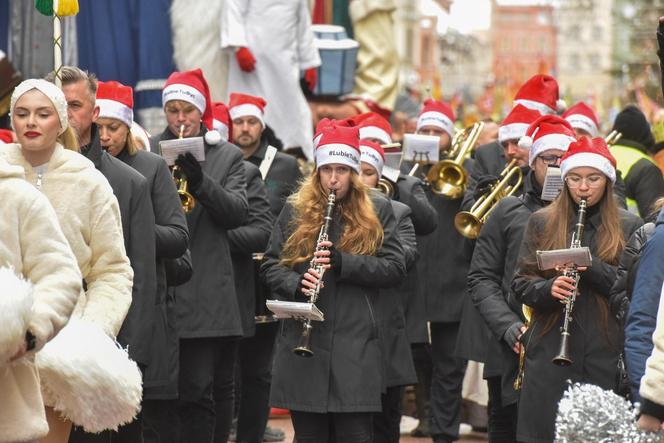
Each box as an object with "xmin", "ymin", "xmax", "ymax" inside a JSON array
[
  {"xmin": 0, "ymin": 267, "xmax": 33, "ymax": 365},
  {"xmin": 518, "ymin": 135, "xmax": 533, "ymax": 149},
  {"xmin": 204, "ymin": 129, "xmax": 222, "ymax": 145},
  {"xmin": 557, "ymin": 99, "xmax": 568, "ymax": 112},
  {"xmin": 36, "ymin": 320, "xmax": 143, "ymax": 432}
]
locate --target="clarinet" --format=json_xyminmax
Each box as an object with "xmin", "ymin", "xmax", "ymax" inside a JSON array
[
  {"xmin": 293, "ymin": 190, "xmax": 336, "ymax": 358},
  {"xmin": 552, "ymin": 198, "xmax": 587, "ymax": 366}
]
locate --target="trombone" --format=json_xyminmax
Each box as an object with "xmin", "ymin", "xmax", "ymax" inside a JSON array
[
  {"xmin": 605, "ymin": 130, "xmax": 622, "ymax": 146},
  {"xmin": 171, "ymin": 125, "xmax": 196, "ymax": 214},
  {"xmin": 454, "ymin": 159, "xmax": 523, "ymax": 239},
  {"xmin": 377, "ymin": 178, "xmax": 395, "ymax": 197},
  {"xmin": 426, "ymin": 122, "xmax": 484, "ymax": 199}
]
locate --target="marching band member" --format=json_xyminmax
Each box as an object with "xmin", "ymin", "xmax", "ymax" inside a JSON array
[
  {"xmin": 95, "ymin": 80, "xmax": 190, "ymax": 442},
  {"xmin": 511, "ymin": 137, "xmax": 642, "ymax": 442},
  {"xmin": 358, "ymin": 139, "xmax": 417, "ymax": 443},
  {"xmin": 260, "ymin": 123, "xmax": 406, "ymax": 442},
  {"xmin": 415, "ymin": 99, "xmax": 455, "ymax": 152},
  {"xmin": 562, "ymin": 101, "xmax": 600, "ymax": 138},
  {"xmin": 468, "ymin": 115, "xmax": 576, "ymax": 442},
  {"xmin": 151, "ymin": 68, "xmax": 249, "ymax": 443},
  {"xmin": 4, "ymin": 79, "xmax": 133, "ymax": 442}
]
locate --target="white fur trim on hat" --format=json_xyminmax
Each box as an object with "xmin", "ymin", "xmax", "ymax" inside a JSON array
[
  {"xmin": 315, "ymin": 143, "xmax": 360, "ymax": 173},
  {"xmin": 10, "ymin": 79, "xmax": 69, "ymax": 134},
  {"xmin": 162, "ymin": 83, "xmax": 206, "ymax": 114},
  {"xmin": 96, "ymin": 99, "xmax": 134, "ymax": 128},
  {"xmin": 212, "ymin": 119, "xmax": 229, "ymax": 142},
  {"xmin": 528, "ymin": 133, "xmax": 575, "ymax": 166},
  {"xmin": 560, "ymin": 152, "xmax": 616, "ymax": 183},
  {"xmin": 360, "ymin": 146, "xmax": 384, "ymax": 175},
  {"xmin": 204, "ymin": 129, "xmax": 222, "ymax": 145},
  {"xmin": 313, "ymin": 133, "xmax": 324, "ymax": 149},
  {"xmin": 514, "ymin": 98, "xmax": 556, "ymax": 115},
  {"xmin": 416, "ymin": 111, "xmax": 455, "ymax": 137},
  {"xmin": 499, "ymin": 122, "xmax": 529, "ymax": 143},
  {"xmin": 229, "ymin": 103, "xmax": 265, "ymax": 127},
  {"xmin": 359, "ymin": 125, "xmax": 392, "ymax": 144},
  {"xmin": 565, "ymin": 114, "xmax": 599, "ymax": 137},
  {"xmin": 0, "ymin": 267, "xmax": 33, "ymax": 366}
]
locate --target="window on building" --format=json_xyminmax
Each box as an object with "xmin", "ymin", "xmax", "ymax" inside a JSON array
[
  {"xmin": 588, "ymin": 53, "xmax": 600, "ymax": 70},
  {"xmin": 569, "ymin": 53, "xmax": 580, "ymax": 72}
]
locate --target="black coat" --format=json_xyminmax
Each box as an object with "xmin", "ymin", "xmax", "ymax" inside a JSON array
[
  {"xmin": 247, "ymin": 140, "xmax": 302, "ymax": 218},
  {"xmin": 613, "ymin": 141, "xmax": 664, "ymax": 218},
  {"xmin": 511, "ymin": 205, "xmax": 642, "ymax": 442},
  {"xmin": 229, "ymin": 162, "xmax": 274, "ymax": 337},
  {"xmin": 468, "ymin": 172, "xmax": 544, "ymax": 406},
  {"xmin": 377, "ymin": 199, "xmax": 417, "ymax": 388},
  {"xmin": 261, "ymin": 194, "xmax": 406, "ymax": 412},
  {"xmin": 116, "ymin": 148, "xmax": 189, "ymax": 399},
  {"xmin": 83, "ymin": 127, "xmax": 157, "ymax": 366},
  {"xmin": 151, "ymin": 127, "xmax": 248, "ymax": 338}
]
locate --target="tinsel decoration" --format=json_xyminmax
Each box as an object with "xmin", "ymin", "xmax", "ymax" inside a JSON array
[{"xmin": 555, "ymin": 383, "xmax": 664, "ymax": 443}]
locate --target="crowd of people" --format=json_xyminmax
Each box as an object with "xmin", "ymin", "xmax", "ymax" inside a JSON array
[{"xmin": 6, "ymin": 9, "xmax": 664, "ymax": 443}]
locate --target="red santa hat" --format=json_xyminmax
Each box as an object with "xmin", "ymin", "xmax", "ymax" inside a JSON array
[
  {"xmin": 352, "ymin": 112, "xmax": 393, "ymax": 145},
  {"xmin": 162, "ymin": 69, "xmax": 221, "ymax": 145},
  {"xmin": 562, "ymin": 102, "xmax": 600, "ymax": 137},
  {"xmin": 228, "ymin": 93, "xmax": 266, "ymax": 128},
  {"xmin": 416, "ymin": 99, "xmax": 456, "ymax": 138},
  {"xmin": 498, "ymin": 104, "xmax": 542, "ymax": 144},
  {"xmin": 560, "ymin": 136, "xmax": 617, "ymax": 183},
  {"xmin": 359, "ymin": 140, "xmax": 385, "ymax": 176},
  {"xmin": 315, "ymin": 123, "xmax": 361, "ymax": 173},
  {"xmin": 0, "ymin": 129, "xmax": 13, "ymax": 144},
  {"xmin": 212, "ymin": 102, "xmax": 231, "ymax": 142},
  {"xmin": 513, "ymin": 74, "xmax": 565, "ymax": 115},
  {"xmin": 96, "ymin": 81, "xmax": 134, "ymax": 128},
  {"xmin": 518, "ymin": 114, "xmax": 577, "ymax": 166}
]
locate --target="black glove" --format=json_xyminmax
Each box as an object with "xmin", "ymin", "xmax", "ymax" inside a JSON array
[
  {"xmin": 503, "ymin": 322, "xmax": 524, "ymax": 350},
  {"xmin": 328, "ymin": 246, "xmax": 342, "ymax": 274},
  {"xmin": 175, "ymin": 152, "xmax": 203, "ymax": 190},
  {"xmin": 473, "ymin": 175, "xmax": 499, "ymax": 201}
]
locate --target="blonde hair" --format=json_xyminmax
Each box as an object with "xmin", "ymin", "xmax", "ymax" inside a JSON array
[
  {"xmin": 280, "ymin": 172, "xmax": 384, "ymax": 267},
  {"xmin": 57, "ymin": 127, "xmax": 79, "ymax": 152}
]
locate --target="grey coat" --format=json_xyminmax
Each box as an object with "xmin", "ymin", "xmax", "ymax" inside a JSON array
[
  {"xmin": 84, "ymin": 127, "xmax": 157, "ymax": 367},
  {"xmin": 116, "ymin": 148, "xmax": 189, "ymax": 399},
  {"xmin": 151, "ymin": 127, "xmax": 248, "ymax": 338},
  {"xmin": 261, "ymin": 194, "xmax": 406, "ymax": 412}
]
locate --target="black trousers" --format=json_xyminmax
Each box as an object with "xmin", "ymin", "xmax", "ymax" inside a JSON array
[
  {"xmin": 142, "ymin": 400, "xmax": 178, "ymax": 443},
  {"xmin": 69, "ymin": 415, "xmax": 143, "ymax": 443},
  {"xmin": 373, "ymin": 386, "xmax": 404, "ymax": 443},
  {"xmin": 179, "ymin": 337, "xmax": 239, "ymax": 443},
  {"xmin": 430, "ymin": 321, "xmax": 467, "ymax": 443},
  {"xmin": 486, "ymin": 376, "xmax": 518, "ymax": 443},
  {"xmin": 290, "ymin": 410, "xmax": 373, "ymax": 443},
  {"xmin": 234, "ymin": 321, "xmax": 279, "ymax": 443}
]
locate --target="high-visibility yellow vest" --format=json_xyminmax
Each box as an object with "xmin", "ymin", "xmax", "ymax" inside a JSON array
[{"xmin": 611, "ymin": 144, "xmax": 655, "ymax": 214}]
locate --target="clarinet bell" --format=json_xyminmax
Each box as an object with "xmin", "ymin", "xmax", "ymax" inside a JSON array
[
  {"xmin": 293, "ymin": 321, "xmax": 314, "ymax": 358},
  {"xmin": 552, "ymin": 331, "xmax": 573, "ymax": 366}
]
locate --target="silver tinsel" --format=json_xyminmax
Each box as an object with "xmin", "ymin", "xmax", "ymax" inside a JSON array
[{"xmin": 555, "ymin": 383, "xmax": 664, "ymax": 442}]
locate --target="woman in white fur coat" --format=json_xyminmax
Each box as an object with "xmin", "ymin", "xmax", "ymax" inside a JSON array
[
  {"xmin": 0, "ymin": 156, "xmax": 82, "ymax": 443},
  {"xmin": 2, "ymin": 79, "xmax": 134, "ymax": 442}
]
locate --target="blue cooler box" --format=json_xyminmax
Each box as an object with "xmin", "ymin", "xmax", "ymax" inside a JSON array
[{"xmin": 310, "ymin": 25, "xmax": 359, "ymax": 97}]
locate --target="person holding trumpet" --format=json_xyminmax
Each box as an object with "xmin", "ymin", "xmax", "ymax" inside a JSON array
[{"xmin": 260, "ymin": 123, "xmax": 406, "ymax": 442}]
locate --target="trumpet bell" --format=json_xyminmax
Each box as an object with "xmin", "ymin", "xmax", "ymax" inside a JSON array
[
  {"xmin": 427, "ymin": 160, "xmax": 467, "ymax": 198},
  {"xmin": 179, "ymin": 191, "xmax": 196, "ymax": 214},
  {"xmin": 454, "ymin": 211, "xmax": 483, "ymax": 239}
]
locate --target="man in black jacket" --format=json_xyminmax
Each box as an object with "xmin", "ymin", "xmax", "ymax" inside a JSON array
[
  {"xmin": 154, "ymin": 69, "xmax": 248, "ymax": 443},
  {"xmin": 468, "ymin": 115, "xmax": 576, "ymax": 442},
  {"xmin": 51, "ymin": 67, "xmax": 158, "ymax": 443}
]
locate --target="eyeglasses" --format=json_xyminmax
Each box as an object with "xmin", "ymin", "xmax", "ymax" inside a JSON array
[
  {"xmin": 538, "ymin": 154, "xmax": 564, "ymax": 165},
  {"xmin": 565, "ymin": 174, "xmax": 606, "ymax": 189}
]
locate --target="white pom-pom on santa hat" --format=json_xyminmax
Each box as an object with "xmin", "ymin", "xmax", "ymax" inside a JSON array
[
  {"xmin": 556, "ymin": 99, "xmax": 567, "ymax": 113},
  {"xmin": 0, "ymin": 267, "xmax": 33, "ymax": 366},
  {"xmin": 204, "ymin": 129, "xmax": 222, "ymax": 145},
  {"xmin": 518, "ymin": 135, "xmax": 534, "ymax": 149}
]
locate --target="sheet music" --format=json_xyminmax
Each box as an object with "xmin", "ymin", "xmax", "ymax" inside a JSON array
[
  {"xmin": 159, "ymin": 137, "xmax": 206, "ymax": 166},
  {"xmin": 266, "ymin": 300, "xmax": 324, "ymax": 322},
  {"xmin": 541, "ymin": 166, "xmax": 564, "ymax": 201},
  {"xmin": 402, "ymin": 134, "xmax": 440, "ymax": 164}
]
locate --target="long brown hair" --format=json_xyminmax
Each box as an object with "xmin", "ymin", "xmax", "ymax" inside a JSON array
[{"xmin": 280, "ymin": 171, "xmax": 384, "ymax": 267}]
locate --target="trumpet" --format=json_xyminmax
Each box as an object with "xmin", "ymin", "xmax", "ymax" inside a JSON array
[
  {"xmin": 605, "ymin": 130, "xmax": 622, "ymax": 146},
  {"xmin": 377, "ymin": 178, "xmax": 395, "ymax": 197},
  {"xmin": 426, "ymin": 122, "xmax": 484, "ymax": 199},
  {"xmin": 172, "ymin": 125, "xmax": 196, "ymax": 214},
  {"xmin": 293, "ymin": 190, "xmax": 337, "ymax": 357},
  {"xmin": 454, "ymin": 159, "xmax": 523, "ymax": 239}
]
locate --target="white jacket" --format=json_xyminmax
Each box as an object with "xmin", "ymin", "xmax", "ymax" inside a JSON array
[
  {"xmin": 1, "ymin": 143, "xmax": 133, "ymax": 337},
  {"xmin": 0, "ymin": 157, "xmax": 82, "ymax": 443}
]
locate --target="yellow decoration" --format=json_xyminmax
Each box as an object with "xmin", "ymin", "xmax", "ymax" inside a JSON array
[{"xmin": 55, "ymin": 0, "xmax": 79, "ymax": 16}]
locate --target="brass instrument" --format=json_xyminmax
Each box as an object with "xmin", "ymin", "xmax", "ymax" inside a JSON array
[
  {"xmin": 426, "ymin": 122, "xmax": 484, "ymax": 199},
  {"xmin": 454, "ymin": 159, "xmax": 523, "ymax": 239},
  {"xmin": 171, "ymin": 125, "xmax": 196, "ymax": 214},
  {"xmin": 377, "ymin": 178, "xmax": 395, "ymax": 197},
  {"xmin": 605, "ymin": 130, "xmax": 622, "ymax": 146},
  {"xmin": 514, "ymin": 305, "xmax": 532, "ymax": 391},
  {"xmin": 552, "ymin": 198, "xmax": 588, "ymax": 366},
  {"xmin": 293, "ymin": 190, "xmax": 336, "ymax": 357}
]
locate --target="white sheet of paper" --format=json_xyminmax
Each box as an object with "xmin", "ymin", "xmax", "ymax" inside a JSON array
[
  {"xmin": 266, "ymin": 300, "xmax": 324, "ymax": 322},
  {"xmin": 159, "ymin": 137, "xmax": 206, "ymax": 166},
  {"xmin": 402, "ymin": 134, "xmax": 440, "ymax": 164},
  {"xmin": 541, "ymin": 166, "xmax": 563, "ymax": 201},
  {"xmin": 382, "ymin": 165, "xmax": 400, "ymax": 183}
]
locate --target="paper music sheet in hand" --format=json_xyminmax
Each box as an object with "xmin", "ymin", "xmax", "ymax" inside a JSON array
[
  {"xmin": 536, "ymin": 247, "xmax": 592, "ymax": 271},
  {"xmin": 159, "ymin": 137, "xmax": 206, "ymax": 166},
  {"xmin": 402, "ymin": 134, "xmax": 440, "ymax": 164},
  {"xmin": 266, "ymin": 300, "xmax": 324, "ymax": 322},
  {"xmin": 541, "ymin": 166, "xmax": 564, "ymax": 201}
]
